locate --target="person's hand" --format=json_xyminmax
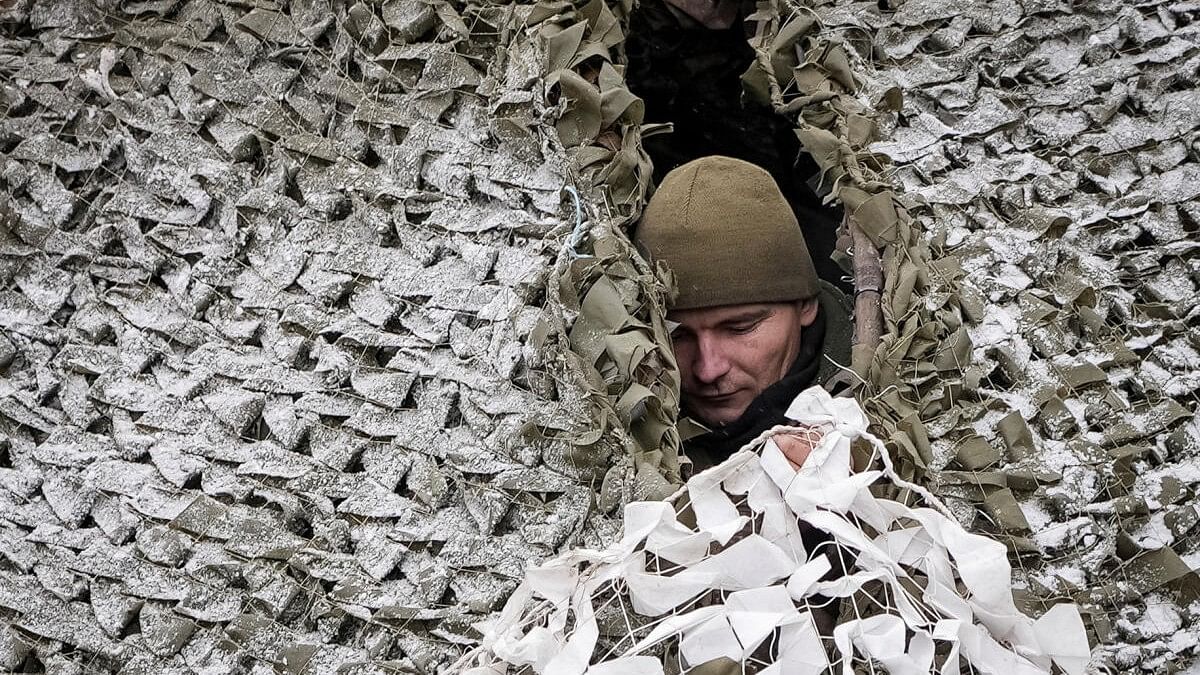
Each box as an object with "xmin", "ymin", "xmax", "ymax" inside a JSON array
[{"xmin": 775, "ymin": 428, "xmax": 821, "ymax": 470}]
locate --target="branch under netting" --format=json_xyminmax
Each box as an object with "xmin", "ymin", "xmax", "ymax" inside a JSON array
[
  {"xmin": 848, "ymin": 214, "xmax": 884, "ymax": 366},
  {"xmin": 456, "ymin": 388, "xmax": 1090, "ymax": 674}
]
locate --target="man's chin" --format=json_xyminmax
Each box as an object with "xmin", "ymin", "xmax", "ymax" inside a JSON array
[{"xmin": 691, "ymin": 397, "xmax": 750, "ymax": 427}]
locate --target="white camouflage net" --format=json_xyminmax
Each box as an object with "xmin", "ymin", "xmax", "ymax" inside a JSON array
[{"xmin": 457, "ymin": 387, "xmax": 1092, "ymax": 674}]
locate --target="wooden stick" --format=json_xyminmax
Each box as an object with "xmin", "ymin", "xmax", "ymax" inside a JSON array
[{"xmin": 848, "ymin": 212, "xmax": 884, "ymax": 357}]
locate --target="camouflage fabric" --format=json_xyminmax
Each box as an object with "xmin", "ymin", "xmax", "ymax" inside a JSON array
[
  {"xmin": 793, "ymin": 0, "xmax": 1200, "ymax": 669},
  {"xmin": 1, "ymin": 0, "xmax": 1197, "ymax": 671},
  {"xmin": 0, "ymin": 0, "xmax": 665, "ymax": 670}
]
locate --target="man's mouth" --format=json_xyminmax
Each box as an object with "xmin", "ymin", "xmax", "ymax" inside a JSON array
[{"xmin": 694, "ymin": 391, "xmax": 739, "ymax": 405}]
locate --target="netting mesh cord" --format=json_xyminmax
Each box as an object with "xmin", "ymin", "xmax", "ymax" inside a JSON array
[{"xmin": 457, "ymin": 387, "xmax": 1091, "ymax": 675}]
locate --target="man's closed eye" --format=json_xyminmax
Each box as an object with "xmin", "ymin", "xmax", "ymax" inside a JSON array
[{"xmin": 728, "ymin": 322, "xmax": 760, "ymax": 335}]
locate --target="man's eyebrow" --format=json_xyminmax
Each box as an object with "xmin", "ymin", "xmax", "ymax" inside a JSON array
[{"xmin": 718, "ymin": 308, "xmax": 772, "ymax": 326}]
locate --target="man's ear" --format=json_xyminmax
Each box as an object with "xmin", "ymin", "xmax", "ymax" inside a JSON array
[{"xmin": 797, "ymin": 297, "xmax": 819, "ymax": 327}]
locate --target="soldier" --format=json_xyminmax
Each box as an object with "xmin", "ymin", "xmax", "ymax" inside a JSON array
[{"xmin": 634, "ymin": 155, "xmax": 853, "ymax": 472}]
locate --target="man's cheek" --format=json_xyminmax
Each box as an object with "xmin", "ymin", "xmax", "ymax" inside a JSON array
[
  {"xmin": 746, "ymin": 344, "xmax": 784, "ymax": 386},
  {"xmin": 723, "ymin": 346, "xmax": 759, "ymax": 387},
  {"xmin": 673, "ymin": 348, "xmax": 696, "ymax": 387}
]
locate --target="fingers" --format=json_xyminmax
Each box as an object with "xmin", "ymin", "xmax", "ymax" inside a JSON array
[{"xmin": 774, "ymin": 434, "xmax": 813, "ymax": 470}]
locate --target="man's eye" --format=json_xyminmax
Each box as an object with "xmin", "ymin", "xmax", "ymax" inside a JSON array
[{"xmin": 729, "ymin": 323, "xmax": 757, "ymax": 335}]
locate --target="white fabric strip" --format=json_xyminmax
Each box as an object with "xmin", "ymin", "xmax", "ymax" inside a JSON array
[{"xmin": 458, "ymin": 387, "xmax": 1092, "ymax": 675}]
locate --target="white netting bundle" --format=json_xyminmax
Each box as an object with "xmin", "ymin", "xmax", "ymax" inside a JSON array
[{"xmin": 456, "ymin": 388, "xmax": 1092, "ymax": 674}]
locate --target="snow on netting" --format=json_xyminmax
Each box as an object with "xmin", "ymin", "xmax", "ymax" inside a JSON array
[
  {"xmin": 0, "ymin": 1, "xmax": 670, "ymax": 670},
  {"xmin": 457, "ymin": 387, "xmax": 1090, "ymax": 674}
]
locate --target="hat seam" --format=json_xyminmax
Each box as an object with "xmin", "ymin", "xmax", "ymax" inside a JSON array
[{"xmin": 682, "ymin": 163, "xmax": 699, "ymax": 231}]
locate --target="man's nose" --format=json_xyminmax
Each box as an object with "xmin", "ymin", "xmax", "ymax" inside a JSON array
[{"xmin": 692, "ymin": 335, "xmax": 731, "ymax": 384}]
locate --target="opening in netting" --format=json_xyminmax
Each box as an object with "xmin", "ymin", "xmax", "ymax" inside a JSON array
[{"xmin": 624, "ymin": 0, "xmax": 847, "ymax": 291}]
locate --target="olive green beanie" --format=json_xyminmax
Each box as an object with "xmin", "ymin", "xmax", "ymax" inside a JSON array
[{"xmin": 634, "ymin": 156, "xmax": 821, "ymax": 310}]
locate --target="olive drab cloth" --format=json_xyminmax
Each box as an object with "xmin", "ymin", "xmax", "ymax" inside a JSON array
[{"xmin": 635, "ymin": 156, "xmax": 822, "ymax": 310}]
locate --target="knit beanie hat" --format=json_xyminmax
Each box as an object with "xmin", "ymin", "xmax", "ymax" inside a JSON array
[{"xmin": 634, "ymin": 156, "xmax": 820, "ymax": 310}]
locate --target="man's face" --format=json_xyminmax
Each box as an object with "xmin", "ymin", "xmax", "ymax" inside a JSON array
[{"xmin": 669, "ymin": 300, "xmax": 818, "ymax": 427}]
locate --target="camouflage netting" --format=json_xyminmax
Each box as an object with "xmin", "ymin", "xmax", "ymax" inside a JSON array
[
  {"xmin": 471, "ymin": 0, "xmax": 1199, "ymax": 669},
  {"xmin": 0, "ymin": 0, "xmax": 672, "ymax": 671},
  {"xmin": 539, "ymin": 0, "xmax": 1200, "ymax": 668},
  {"xmin": 797, "ymin": 0, "xmax": 1200, "ymax": 670},
  {"xmin": 460, "ymin": 389, "xmax": 1093, "ymax": 674},
  {"xmin": 2, "ymin": 0, "xmax": 1198, "ymax": 672}
]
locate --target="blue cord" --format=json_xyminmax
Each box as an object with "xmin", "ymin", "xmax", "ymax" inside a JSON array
[{"xmin": 563, "ymin": 185, "xmax": 590, "ymax": 259}]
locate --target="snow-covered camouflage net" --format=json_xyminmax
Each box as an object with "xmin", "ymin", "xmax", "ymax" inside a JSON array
[
  {"xmin": 0, "ymin": 0, "xmax": 671, "ymax": 671},
  {"xmin": 458, "ymin": 387, "xmax": 1090, "ymax": 674},
  {"xmin": 3, "ymin": 0, "xmax": 1198, "ymax": 671},
  {"xmin": 805, "ymin": 0, "xmax": 1200, "ymax": 669},
  {"xmin": 732, "ymin": 0, "xmax": 1200, "ymax": 669}
]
